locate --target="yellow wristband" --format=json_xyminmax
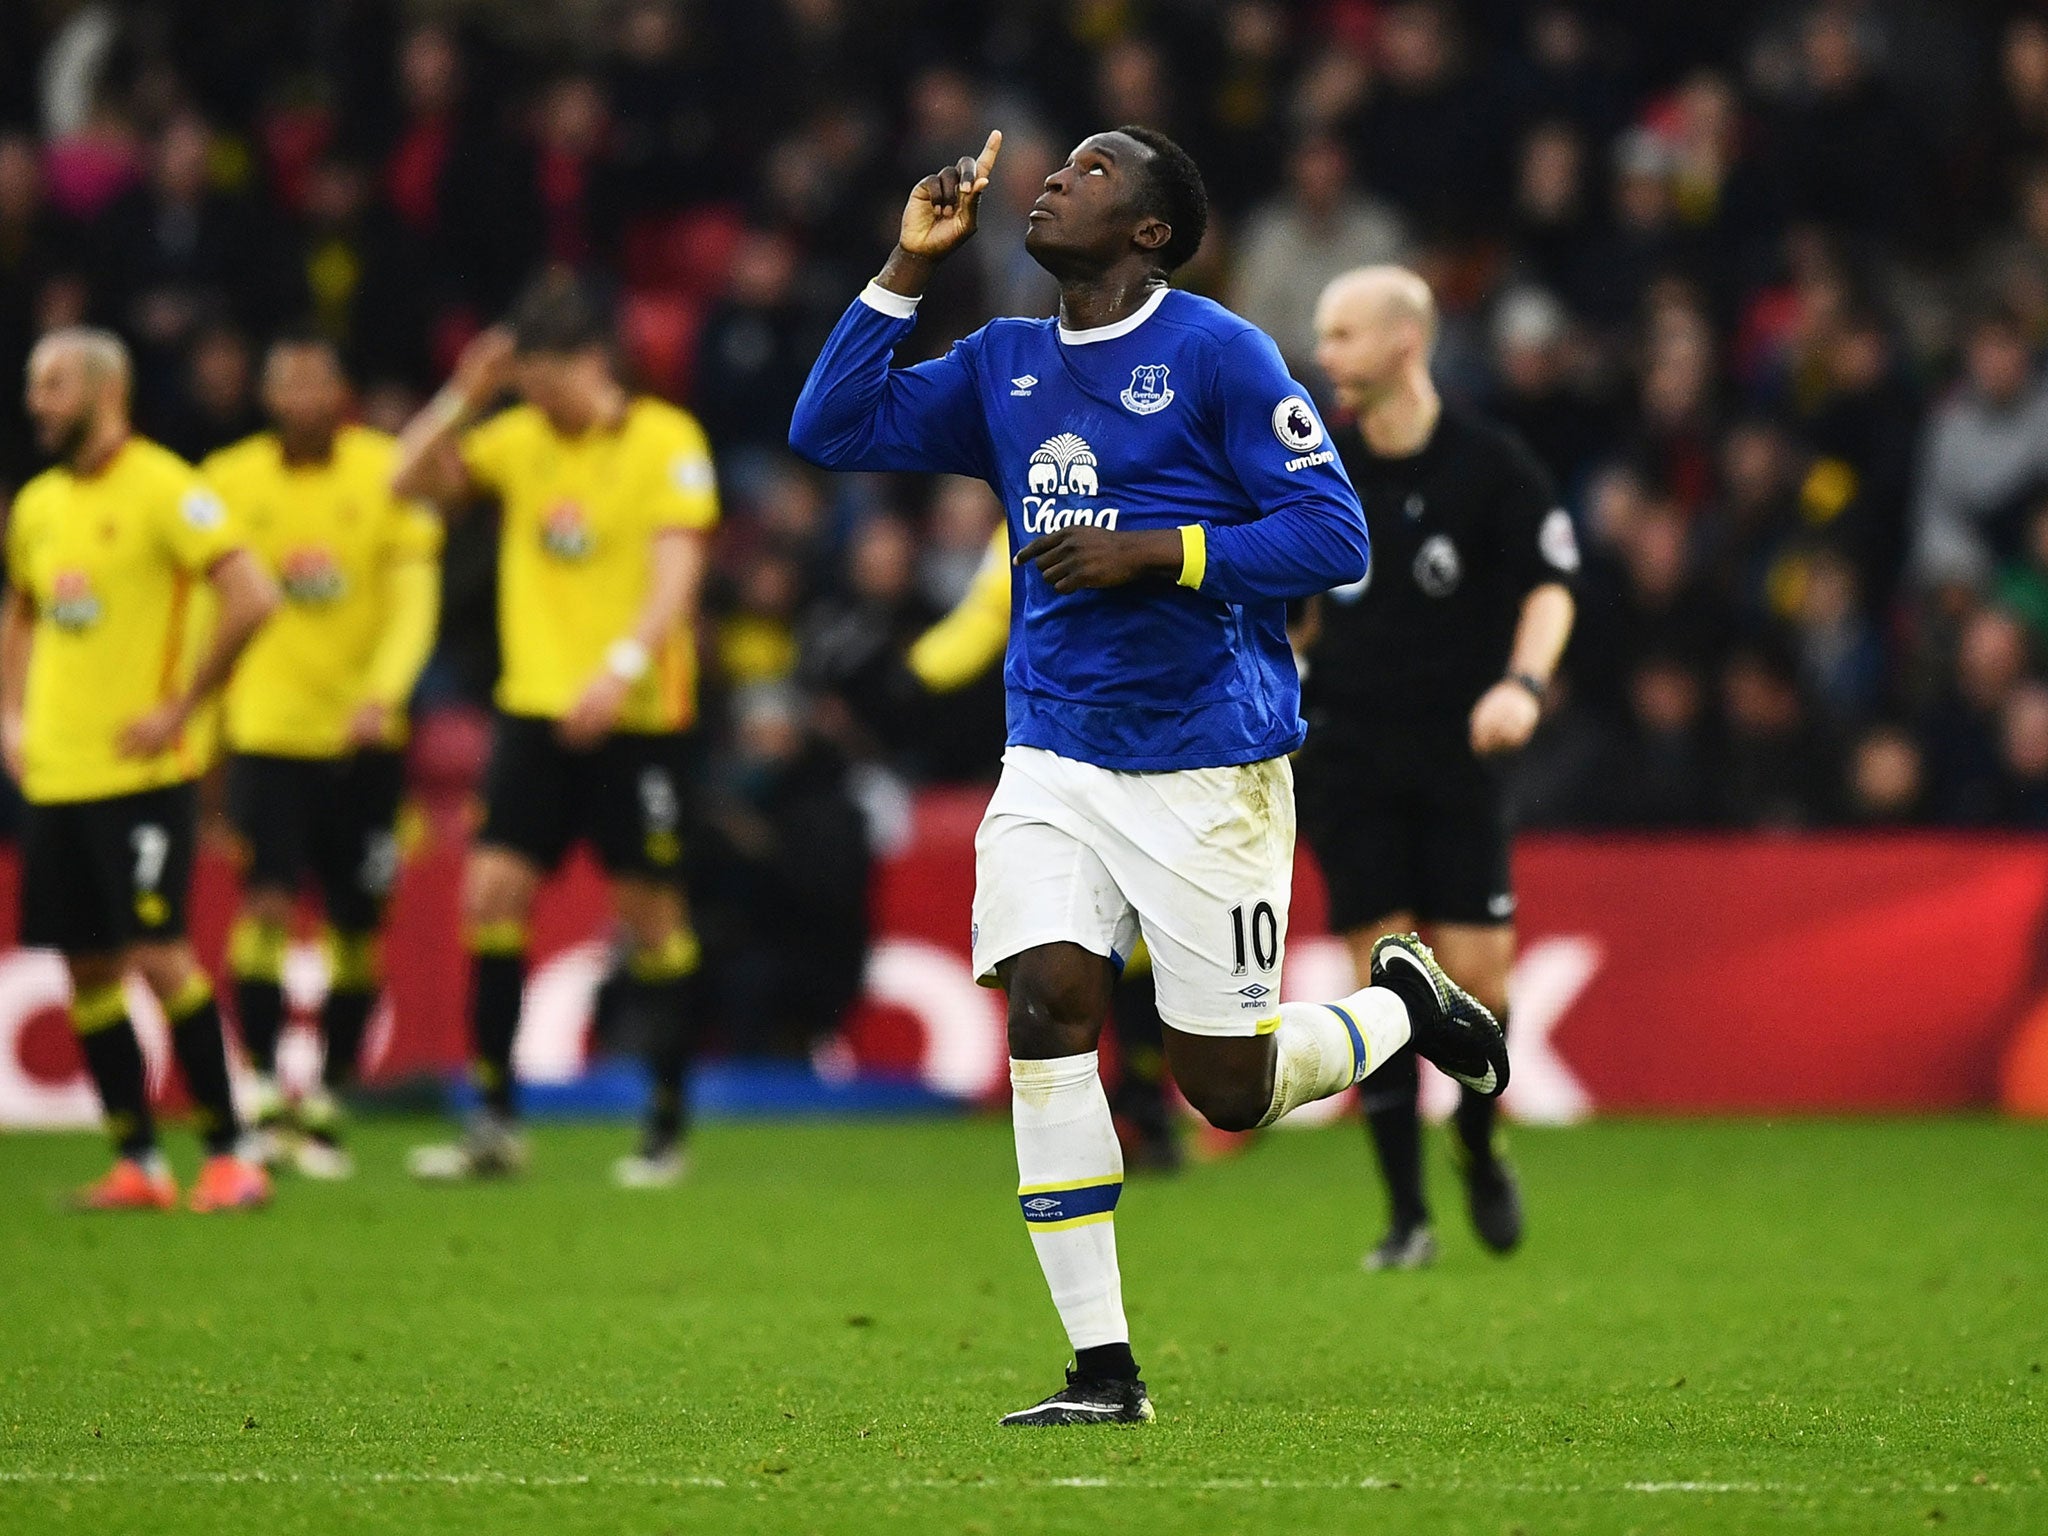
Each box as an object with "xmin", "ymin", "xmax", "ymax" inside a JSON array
[{"xmin": 1177, "ymin": 524, "xmax": 1207, "ymax": 590}]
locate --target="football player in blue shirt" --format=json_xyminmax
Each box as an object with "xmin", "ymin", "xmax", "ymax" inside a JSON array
[{"xmin": 791, "ymin": 127, "xmax": 1510, "ymax": 1426}]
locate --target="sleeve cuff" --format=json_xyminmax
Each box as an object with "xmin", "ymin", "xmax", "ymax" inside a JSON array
[
  {"xmin": 859, "ymin": 282, "xmax": 922, "ymax": 320},
  {"xmin": 1177, "ymin": 524, "xmax": 1207, "ymax": 590}
]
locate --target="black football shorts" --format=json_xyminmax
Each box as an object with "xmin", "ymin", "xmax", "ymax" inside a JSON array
[
  {"xmin": 479, "ymin": 712, "xmax": 690, "ymax": 882},
  {"xmin": 1296, "ymin": 723, "xmax": 1514, "ymax": 932},
  {"xmin": 20, "ymin": 782, "xmax": 198, "ymax": 953},
  {"xmin": 227, "ymin": 750, "xmax": 406, "ymax": 931}
]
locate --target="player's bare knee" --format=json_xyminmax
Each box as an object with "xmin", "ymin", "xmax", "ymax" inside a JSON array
[
  {"xmin": 611, "ymin": 879, "xmax": 682, "ymax": 952},
  {"xmin": 128, "ymin": 942, "xmax": 197, "ymax": 1002},
  {"xmin": 239, "ymin": 886, "xmax": 295, "ymax": 931},
  {"xmin": 1006, "ymin": 987, "xmax": 1097, "ymax": 1059},
  {"xmin": 65, "ymin": 952, "xmax": 123, "ymax": 994},
  {"xmin": 463, "ymin": 849, "xmax": 537, "ymax": 931},
  {"xmin": 1001, "ymin": 948, "xmax": 1108, "ymax": 1060}
]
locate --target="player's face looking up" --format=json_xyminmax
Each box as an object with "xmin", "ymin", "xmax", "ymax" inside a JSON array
[
  {"xmin": 1024, "ymin": 132, "xmax": 1173, "ymax": 279},
  {"xmin": 263, "ymin": 342, "xmax": 349, "ymax": 452}
]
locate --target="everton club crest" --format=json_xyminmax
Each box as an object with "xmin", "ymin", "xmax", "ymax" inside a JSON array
[{"xmin": 1120, "ymin": 364, "xmax": 1174, "ymax": 415}]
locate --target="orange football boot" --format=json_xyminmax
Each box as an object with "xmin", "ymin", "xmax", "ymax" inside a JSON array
[
  {"xmin": 187, "ymin": 1155, "xmax": 272, "ymax": 1213},
  {"xmin": 72, "ymin": 1157, "xmax": 179, "ymax": 1212}
]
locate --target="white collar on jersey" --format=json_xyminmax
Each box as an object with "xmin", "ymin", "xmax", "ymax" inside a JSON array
[{"xmin": 1057, "ymin": 285, "xmax": 1169, "ymax": 346}]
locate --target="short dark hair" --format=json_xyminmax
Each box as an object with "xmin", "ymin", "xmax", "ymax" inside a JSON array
[
  {"xmin": 509, "ymin": 272, "xmax": 611, "ymax": 354},
  {"xmin": 1115, "ymin": 124, "xmax": 1208, "ymax": 272}
]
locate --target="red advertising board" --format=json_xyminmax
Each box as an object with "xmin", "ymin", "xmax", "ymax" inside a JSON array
[{"xmin": 2, "ymin": 786, "xmax": 2045, "ymax": 1124}]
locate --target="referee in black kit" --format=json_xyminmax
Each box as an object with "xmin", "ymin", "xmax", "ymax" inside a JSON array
[{"xmin": 1297, "ymin": 267, "xmax": 1578, "ymax": 1271}]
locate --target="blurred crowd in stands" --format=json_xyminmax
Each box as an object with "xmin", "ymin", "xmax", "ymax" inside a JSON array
[{"xmin": 11, "ymin": 0, "xmax": 2048, "ymax": 834}]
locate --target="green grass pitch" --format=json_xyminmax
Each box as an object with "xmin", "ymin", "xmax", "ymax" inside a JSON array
[{"xmin": 1, "ymin": 1115, "xmax": 2043, "ymax": 1534}]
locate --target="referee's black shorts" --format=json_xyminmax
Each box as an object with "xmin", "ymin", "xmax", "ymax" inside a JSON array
[
  {"xmin": 479, "ymin": 712, "xmax": 690, "ymax": 884},
  {"xmin": 1296, "ymin": 722, "xmax": 1514, "ymax": 933},
  {"xmin": 227, "ymin": 750, "xmax": 407, "ymax": 932},
  {"xmin": 20, "ymin": 782, "xmax": 198, "ymax": 954}
]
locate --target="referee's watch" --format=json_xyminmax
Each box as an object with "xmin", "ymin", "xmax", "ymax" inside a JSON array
[{"xmin": 1506, "ymin": 670, "xmax": 1549, "ymax": 702}]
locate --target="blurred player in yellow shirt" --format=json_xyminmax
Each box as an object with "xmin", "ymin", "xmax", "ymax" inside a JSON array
[
  {"xmin": 2, "ymin": 328, "xmax": 279, "ymax": 1212},
  {"xmin": 392, "ymin": 276, "xmax": 714, "ymax": 1185},
  {"xmin": 204, "ymin": 334, "xmax": 443, "ymax": 1180}
]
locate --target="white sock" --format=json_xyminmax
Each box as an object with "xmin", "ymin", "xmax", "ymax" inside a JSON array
[
  {"xmin": 1258, "ymin": 990, "xmax": 1412, "ymax": 1127},
  {"xmin": 1011, "ymin": 1053, "xmax": 1128, "ymax": 1352}
]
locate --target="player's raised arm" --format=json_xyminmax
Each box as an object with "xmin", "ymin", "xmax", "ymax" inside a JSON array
[
  {"xmin": 391, "ymin": 328, "xmax": 516, "ymax": 507},
  {"xmin": 788, "ymin": 132, "xmax": 1003, "ymax": 477}
]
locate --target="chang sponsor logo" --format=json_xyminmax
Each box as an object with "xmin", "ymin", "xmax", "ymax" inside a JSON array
[{"xmin": 1021, "ymin": 432, "xmax": 1119, "ymax": 533}]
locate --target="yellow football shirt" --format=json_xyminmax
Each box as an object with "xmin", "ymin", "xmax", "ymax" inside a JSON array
[
  {"xmin": 462, "ymin": 397, "xmax": 717, "ymax": 732},
  {"xmin": 908, "ymin": 527, "xmax": 1011, "ymax": 692},
  {"xmin": 6, "ymin": 437, "xmax": 234, "ymax": 804},
  {"xmin": 206, "ymin": 425, "xmax": 443, "ymax": 758}
]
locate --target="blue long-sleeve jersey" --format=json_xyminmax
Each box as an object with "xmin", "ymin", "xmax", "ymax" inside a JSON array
[{"xmin": 790, "ymin": 283, "xmax": 1370, "ymax": 771}]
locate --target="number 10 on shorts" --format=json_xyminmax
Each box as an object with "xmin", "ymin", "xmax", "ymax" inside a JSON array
[{"xmin": 1230, "ymin": 901, "xmax": 1278, "ymax": 976}]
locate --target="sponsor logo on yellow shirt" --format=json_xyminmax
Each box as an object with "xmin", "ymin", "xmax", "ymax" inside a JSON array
[
  {"xmin": 540, "ymin": 501, "xmax": 594, "ymax": 560},
  {"xmin": 279, "ymin": 545, "xmax": 347, "ymax": 604},
  {"xmin": 48, "ymin": 570, "xmax": 102, "ymax": 631}
]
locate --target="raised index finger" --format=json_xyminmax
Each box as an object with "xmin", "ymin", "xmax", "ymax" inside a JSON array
[{"xmin": 972, "ymin": 129, "xmax": 1003, "ymax": 189}]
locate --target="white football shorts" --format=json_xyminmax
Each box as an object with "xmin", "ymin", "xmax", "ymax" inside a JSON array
[{"xmin": 971, "ymin": 745, "xmax": 1295, "ymax": 1037}]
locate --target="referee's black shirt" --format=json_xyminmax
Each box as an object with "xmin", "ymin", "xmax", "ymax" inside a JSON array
[{"xmin": 1303, "ymin": 403, "xmax": 1579, "ymax": 738}]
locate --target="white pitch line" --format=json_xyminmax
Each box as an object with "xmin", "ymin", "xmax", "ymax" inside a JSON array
[{"xmin": 0, "ymin": 1470, "xmax": 2004, "ymax": 1498}]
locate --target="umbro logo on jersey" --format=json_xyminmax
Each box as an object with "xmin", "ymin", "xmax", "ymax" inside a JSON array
[
  {"xmin": 1120, "ymin": 364, "xmax": 1174, "ymax": 415},
  {"xmin": 1022, "ymin": 433, "xmax": 1120, "ymax": 533},
  {"xmin": 1011, "ymin": 375, "xmax": 1038, "ymax": 396}
]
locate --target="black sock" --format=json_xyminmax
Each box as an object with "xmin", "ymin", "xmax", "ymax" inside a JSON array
[
  {"xmin": 1075, "ymin": 1341, "xmax": 1139, "ymax": 1382},
  {"xmin": 1454, "ymin": 1009, "xmax": 1505, "ymax": 1166},
  {"xmin": 320, "ymin": 988, "xmax": 374, "ymax": 1092},
  {"xmin": 642, "ymin": 982, "xmax": 696, "ymax": 1148},
  {"xmin": 1362, "ymin": 1045, "xmax": 1427, "ymax": 1230},
  {"xmin": 233, "ymin": 978, "xmax": 285, "ymax": 1076},
  {"xmin": 471, "ymin": 951, "xmax": 525, "ymax": 1118},
  {"xmin": 169, "ymin": 992, "xmax": 241, "ymax": 1156},
  {"xmin": 75, "ymin": 1017, "xmax": 156, "ymax": 1159},
  {"xmin": 1108, "ymin": 973, "xmax": 1171, "ymax": 1139}
]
